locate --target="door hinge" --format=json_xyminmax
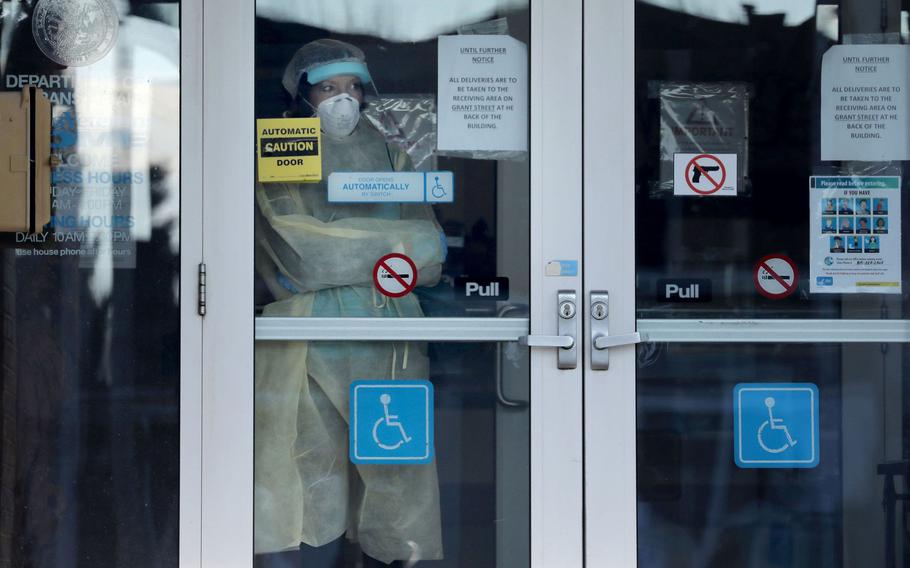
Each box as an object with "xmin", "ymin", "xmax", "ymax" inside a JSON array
[{"xmin": 197, "ymin": 263, "xmax": 207, "ymax": 316}]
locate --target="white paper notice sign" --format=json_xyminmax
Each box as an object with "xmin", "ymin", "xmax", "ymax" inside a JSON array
[
  {"xmin": 810, "ymin": 176, "xmax": 901, "ymax": 294},
  {"xmin": 437, "ymin": 35, "xmax": 528, "ymax": 153},
  {"xmin": 821, "ymin": 45, "xmax": 910, "ymax": 161}
]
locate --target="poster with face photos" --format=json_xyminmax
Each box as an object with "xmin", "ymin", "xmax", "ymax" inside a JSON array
[{"xmin": 810, "ymin": 176, "xmax": 901, "ymax": 294}]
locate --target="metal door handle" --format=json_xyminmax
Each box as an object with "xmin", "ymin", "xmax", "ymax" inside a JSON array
[
  {"xmin": 593, "ymin": 333, "xmax": 641, "ymax": 350},
  {"xmin": 520, "ymin": 335, "xmax": 575, "ymax": 349},
  {"xmin": 590, "ymin": 290, "xmax": 640, "ymax": 370},
  {"xmin": 496, "ymin": 305, "xmax": 529, "ymax": 408},
  {"xmin": 517, "ymin": 290, "xmax": 578, "ymax": 369}
]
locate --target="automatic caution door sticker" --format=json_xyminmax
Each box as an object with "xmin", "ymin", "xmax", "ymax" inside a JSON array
[
  {"xmin": 373, "ymin": 253, "xmax": 418, "ymax": 298},
  {"xmin": 753, "ymin": 254, "xmax": 799, "ymax": 299},
  {"xmin": 673, "ymin": 153, "xmax": 737, "ymax": 196},
  {"xmin": 256, "ymin": 118, "xmax": 321, "ymax": 183}
]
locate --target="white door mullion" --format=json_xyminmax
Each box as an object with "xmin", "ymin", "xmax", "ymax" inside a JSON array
[
  {"xmin": 200, "ymin": 0, "xmax": 255, "ymax": 565},
  {"xmin": 582, "ymin": 0, "xmax": 638, "ymax": 566},
  {"xmin": 532, "ymin": 0, "xmax": 585, "ymax": 566}
]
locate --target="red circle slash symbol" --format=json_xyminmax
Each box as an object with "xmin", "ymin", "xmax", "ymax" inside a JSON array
[
  {"xmin": 373, "ymin": 253, "xmax": 418, "ymax": 298},
  {"xmin": 685, "ymin": 154, "xmax": 727, "ymax": 195},
  {"xmin": 753, "ymin": 254, "xmax": 799, "ymax": 299}
]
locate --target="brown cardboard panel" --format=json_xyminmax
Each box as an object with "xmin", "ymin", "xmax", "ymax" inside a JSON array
[
  {"xmin": 0, "ymin": 90, "xmax": 30, "ymax": 232},
  {"xmin": 8, "ymin": 156, "xmax": 28, "ymax": 173},
  {"xmin": 0, "ymin": 88, "xmax": 52, "ymax": 233}
]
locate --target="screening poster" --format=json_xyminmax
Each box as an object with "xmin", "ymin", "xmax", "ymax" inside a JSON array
[{"xmin": 810, "ymin": 176, "xmax": 901, "ymax": 294}]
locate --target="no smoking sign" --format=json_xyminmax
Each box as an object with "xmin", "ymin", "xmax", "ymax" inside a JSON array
[
  {"xmin": 373, "ymin": 253, "xmax": 418, "ymax": 298},
  {"xmin": 753, "ymin": 254, "xmax": 799, "ymax": 299},
  {"xmin": 674, "ymin": 153, "xmax": 737, "ymax": 196}
]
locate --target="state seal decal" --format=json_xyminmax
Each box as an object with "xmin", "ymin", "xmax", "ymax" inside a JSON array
[{"xmin": 32, "ymin": 0, "xmax": 119, "ymax": 67}]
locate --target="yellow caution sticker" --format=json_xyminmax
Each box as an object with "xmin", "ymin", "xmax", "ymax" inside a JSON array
[{"xmin": 256, "ymin": 118, "xmax": 321, "ymax": 183}]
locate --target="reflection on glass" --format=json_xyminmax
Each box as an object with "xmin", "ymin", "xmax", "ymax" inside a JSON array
[
  {"xmin": 253, "ymin": 3, "xmax": 530, "ymax": 567},
  {"xmin": 0, "ymin": 2, "xmax": 180, "ymax": 566}
]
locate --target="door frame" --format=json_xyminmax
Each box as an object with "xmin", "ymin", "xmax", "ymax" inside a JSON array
[
  {"xmin": 199, "ymin": 0, "xmax": 255, "ymax": 566},
  {"xmin": 180, "ymin": 0, "xmax": 205, "ymax": 565},
  {"xmin": 199, "ymin": 0, "xmax": 585, "ymax": 567},
  {"xmin": 582, "ymin": 0, "xmax": 638, "ymax": 566}
]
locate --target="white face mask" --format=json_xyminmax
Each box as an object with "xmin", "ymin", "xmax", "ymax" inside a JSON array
[{"xmin": 316, "ymin": 93, "xmax": 360, "ymax": 137}]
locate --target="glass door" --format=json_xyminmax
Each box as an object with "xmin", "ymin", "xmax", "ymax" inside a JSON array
[
  {"xmin": 586, "ymin": 0, "xmax": 910, "ymax": 567},
  {"xmin": 0, "ymin": 0, "xmax": 199, "ymax": 566},
  {"xmin": 203, "ymin": 1, "xmax": 585, "ymax": 566}
]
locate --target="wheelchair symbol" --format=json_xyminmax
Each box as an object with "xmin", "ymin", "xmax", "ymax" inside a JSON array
[
  {"xmin": 431, "ymin": 176, "xmax": 447, "ymax": 199},
  {"xmin": 372, "ymin": 393, "xmax": 412, "ymax": 450},
  {"xmin": 350, "ymin": 380, "xmax": 433, "ymax": 464},
  {"xmin": 757, "ymin": 397, "xmax": 798, "ymax": 454}
]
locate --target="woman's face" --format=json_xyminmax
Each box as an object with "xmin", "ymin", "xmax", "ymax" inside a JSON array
[{"xmin": 307, "ymin": 74, "xmax": 364, "ymax": 107}]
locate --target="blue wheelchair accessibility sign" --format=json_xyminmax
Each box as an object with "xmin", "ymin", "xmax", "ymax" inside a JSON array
[
  {"xmin": 734, "ymin": 383, "xmax": 819, "ymax": 469},
  {"xmin": 350, "ymin": 380, "xmax": 434, "ymax": 464}
]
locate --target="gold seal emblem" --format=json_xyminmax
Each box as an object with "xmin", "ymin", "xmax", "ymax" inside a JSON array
[{"xmin": 32, "ymin": 0, "xmax": 119, "ymax": 67}]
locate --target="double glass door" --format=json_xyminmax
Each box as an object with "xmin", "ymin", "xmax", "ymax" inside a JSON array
[
  {"xmin": 4, "ymin": 0, "xmax": 909, "ymax": 566},
  {"xmin": 202, "ymin": 1, "xmax": 910, "ymax": 567}
]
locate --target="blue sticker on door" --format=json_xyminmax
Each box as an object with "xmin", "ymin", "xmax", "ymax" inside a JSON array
[
  {"xmin": 350, "ymin": 380, "xmax": 434, "ymax": 464},
  {"xmin": 733, "ymin": 383, "xmax": 819, "ymax": 468}
]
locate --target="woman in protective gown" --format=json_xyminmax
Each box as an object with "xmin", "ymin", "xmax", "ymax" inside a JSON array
[{"xmin": 254, "ymin": 39, "xmax": 446, "ymax": 566}]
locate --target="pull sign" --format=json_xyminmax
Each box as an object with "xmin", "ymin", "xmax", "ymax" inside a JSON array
[
  {"xmin": 657, "ymin": 279, "xmax": 712, "ymax": 302},
  {"xmin": 455, "ymin": 277, "xmax": 509, "ymax": 301}
]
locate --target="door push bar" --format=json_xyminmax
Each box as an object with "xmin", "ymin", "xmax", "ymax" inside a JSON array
[
  {"xmin": 590, "ymin": 290, "xmax": 641, "ymax": 370},
  {"xmin": 519, "ymin": 290, "xmax": 578, "ymax": 369}
]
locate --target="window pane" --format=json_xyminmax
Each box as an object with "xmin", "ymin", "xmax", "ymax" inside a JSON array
[
  {"xmin": 1, "ymin": 3, "xmax": 181, "ymax": 566},
  {"xmin": 635, "ymin": 0, "xmax": 909, "ymax": 319},
  {"xmin": 253, "ymin": 4, "xmax": 532, "ymax": 566}
]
